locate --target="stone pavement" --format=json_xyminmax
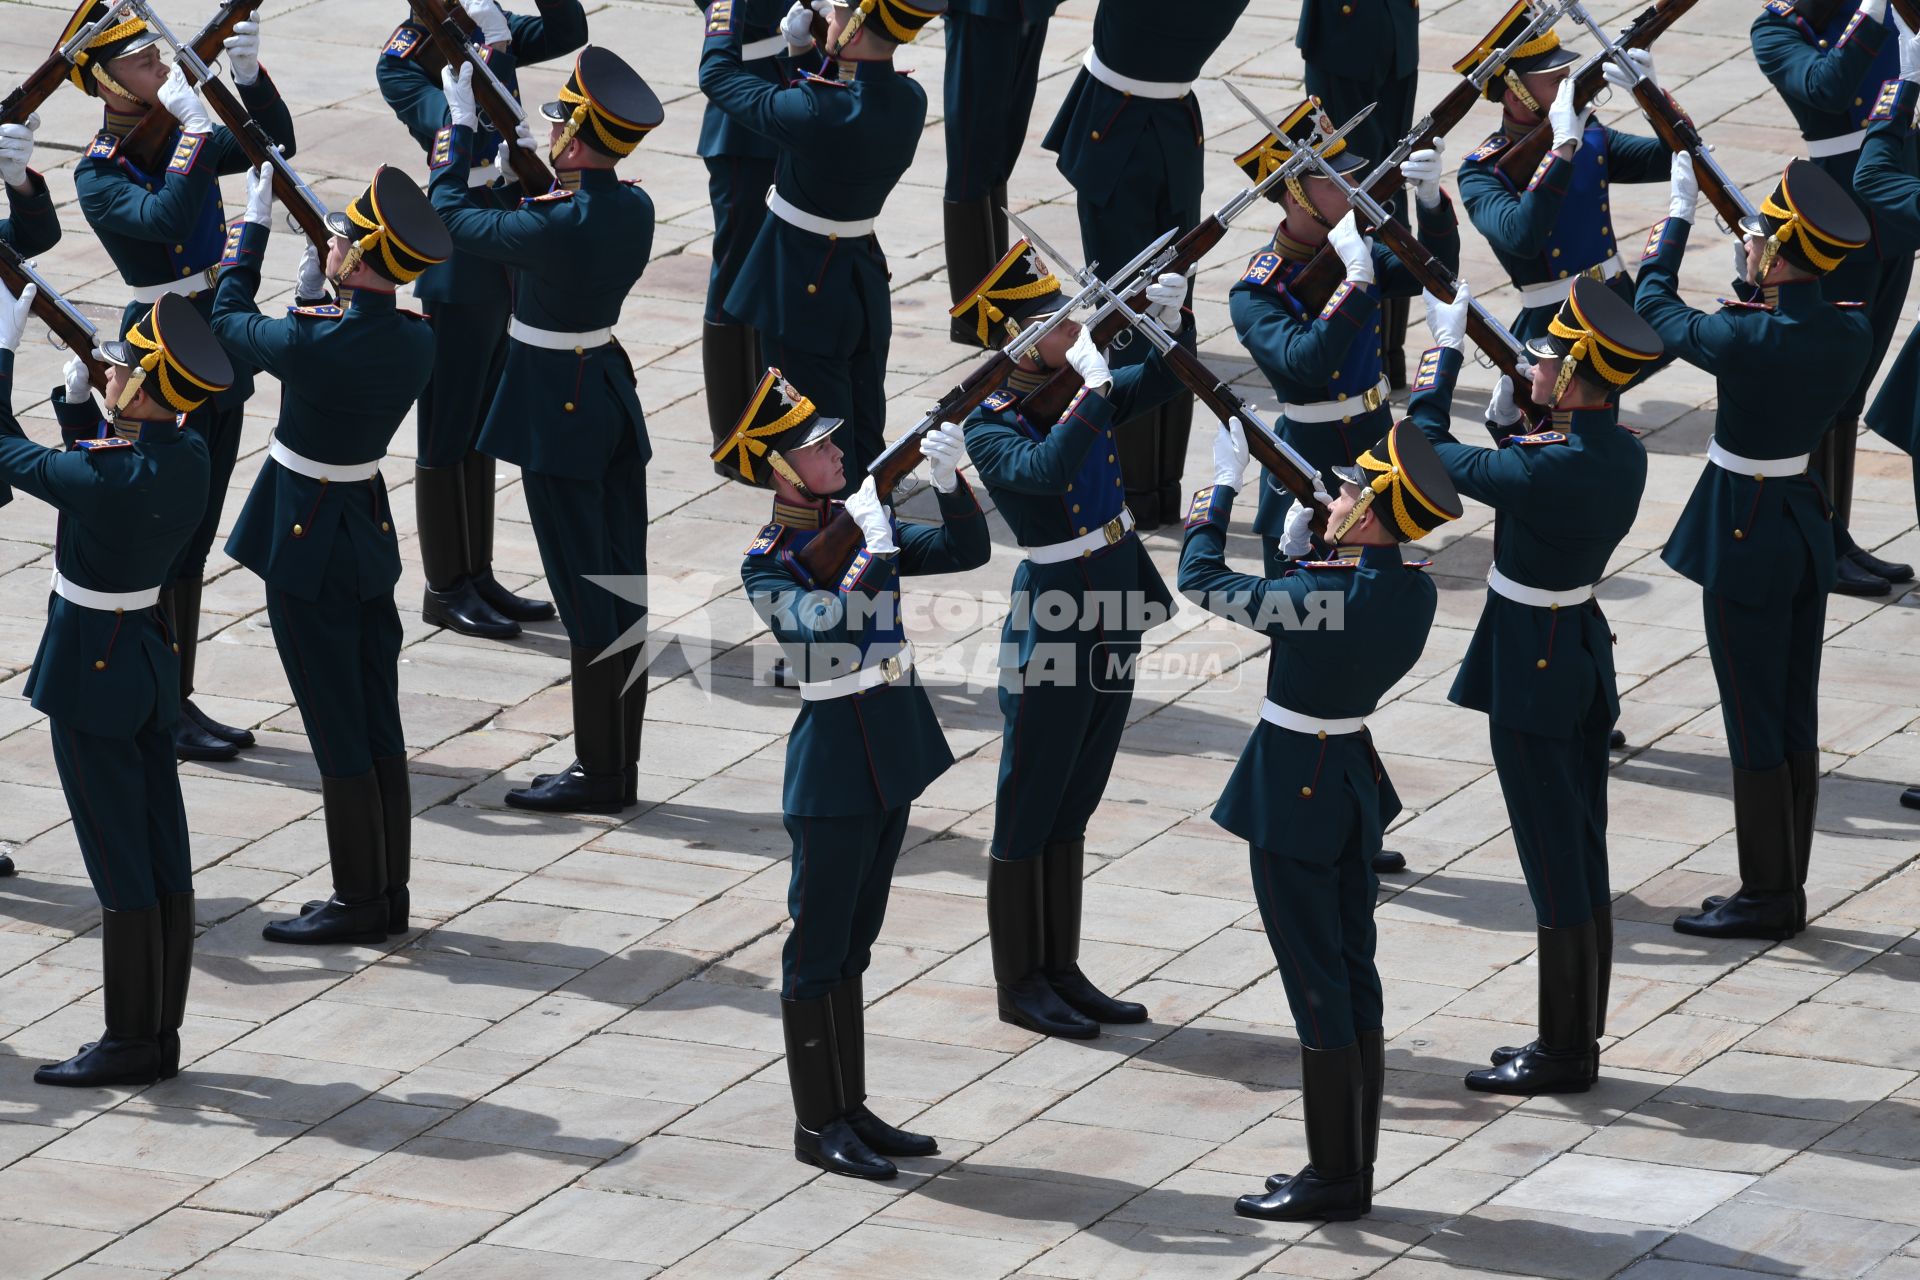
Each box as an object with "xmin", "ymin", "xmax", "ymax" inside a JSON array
[{"xmin": 2, "ymin": 0, "xmax": 1919, "ymax": 1275}]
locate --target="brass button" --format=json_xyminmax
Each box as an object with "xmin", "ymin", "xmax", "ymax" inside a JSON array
[
  {"xmin": 1559, "ymin": 270, "xmax": 1569, "ymax": 279},
  {"xmin": 1078, "ymin": 526, "xmax": 1088, "ymax": 535},
  {"xmin": 172, "ymin": 643, "xmax": 180, "ymax": 654},
  {"xmin": 564, "ymin": 402, "xmax": 575, "ymax": 411},
  {"xmin": 1552, "ymin": 248, "xmax": 1562, "ymax": 258},
  {"xmin": 1856, "ymin": 97, "xmax": 1864, "ymax": 106},
  {"xmin": 1072, "ymin": 504, "xmax": 1081, "ymax": 513},
  {"xmin": 573, "ymin": 345, "xmax": 583, "ymax": 355},
  {"xmin": 1535, "ymin": 659, "xmax": 1548, "ymax": 669},
  {"xmin": 181, "ymin": 268, "xmax": 193, "ymax": 276},
  {"xmin": 1332, "ymin": 371, "xmax": 1341, "ymax": 380},
  {"xmin": 1300, "ymin": 785, "xmax": 1313, "ymax": 797},
  {"xmin": 828, "ymin": 232, "xmax": 838, "ymax": 242},
  {"xmin": 1820, "ymin": 38, "xmax": 1829, "ymax": 47},
  {"xmin": 114, "ymin": 607, "xmax": 124, "ymax": 616},
  {"xmin": 1091, "ymin": 130, "xmax": 1102, "ymax": 141},
  {"xmin": 1342, "ymin": 3, "xmax": 1352, "ymax": 10},
  {"xmin": 1114, "ymin": 477, "xmax": 1121, "ymax": 486},
  {"xmin": 806, "ymin": 284, "xmax": 818, "ymax": 294},
  {"xmin": 1066, "ymin": 483, "xmax": 1073, "ymax": 492},
  {"xmin": 1338, "ymin": 392, "xmax": 1348, "ymax": 401},
  {"xmin": 174, "ymin": 244, "xmax": 184, "ymax": 252},
  {"xmin": 1733, "ymin": 528, "xmax": 1745, "ymax": 540},
  {"xmin": 319, "ymin": 477, "xmax": 329, "ymax": 487},
  {"xmin": 94, "ymin": 660, "xmax": 106, "ymax": 670},
  {"xmin": 1108, "ymin": 454, "xmax": 1116, "ymax": 463},
  {"xmin": 292, "ymin": 524, "xmax": 304, "ymax": 537},
  {"xmin": 1317, "ymin": 730, "xmax": 1327, "ymax": 740},
  {"xmin": 380, "ymin": 522, "xmax": 391, "ymax": 532}
]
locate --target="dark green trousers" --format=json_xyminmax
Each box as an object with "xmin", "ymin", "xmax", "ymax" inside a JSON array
[
  {"xmin": 1489, "ymin": 700, "xmax": 1612, "ymax": 929},
  {"xmin": 417, "ymin": 296, "xmax": 512, "ymax": 470},
  {"xmin": 783, "ymin": 806, "xmax": 910, "ymax": 1001},
  {"xmin": 705, "ymin": 155, "xmax": 776, "ymax": 326},
  {"xmin": 944, "ymin": 11, "xmax": 1050, "ymax": 201},
  {"xmin": 172, "ymin": 401, "xmax": 244, "ymax": 582},
  {"xmin": 1703, "ymin": 557, "xmax": 1824, "ymax": 773},
  {"xmin": 519, "ymin": 429, "xmax": 649, "ymax": 648},
  {"xmin": 49, "ymin": 715, "xmax": 191, "ymax": 912},
  {"xmin": 1250, "ymin": 815, "xmax": 1383, "ymax": 1051},
  {"xmin": 992, "ymin": 639, "xmax": 1133, "ymax": 859},
  {"xmin": 266, "ymin": 577, "xmax": 405, "ymax": 780}
]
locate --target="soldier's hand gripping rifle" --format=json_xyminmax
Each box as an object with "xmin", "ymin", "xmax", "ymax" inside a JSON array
[
  {"xmin": 1231, "ymin": 86, "xmax": 1551, "ymax": 424},
  {"xmin": 793, "ymin": 227, "xmax": 1184, "ymax": 581},
  {"xmin": 127, "ymin": 0, "xmax": 331, "ymax": 250},
  {"xmin": 120, "ymin": 0, "xmax": 261, "ymax": 170},
  {"xmin": 1010, "ymin": 211, "xmax": 1335, "ymax": 537},
  {"xmin": 1285, "ymin": 0, "xmax": 1572, "ymax": 312},
  {"xmin": 1568, "ymin": 0, "xmax": 1760, "ymax": 233},
  {"xmin": 408, "ymin": 0, "xmax": 555, "ymax": 194},
  {"xmin": 0, "ymin": 240, "xmax": 106, "ymax": 391},
  {"xmin": 1017, "ymin": 103, "xmax": 1379, "ymax": 429},
  {"xmin": 1494, "ymin": 0, "xmax": 1701, "ymax": 188},
  {"xmin": 1, "ymin": 0, "xmax": 140, "ymax": 125}
]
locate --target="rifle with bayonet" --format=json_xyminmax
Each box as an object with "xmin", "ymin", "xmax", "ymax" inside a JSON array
[
  {"xmin": 1010, "ymin": 212, "xmax": 1335, "ymax": 535},
  {"xmin": 1, "ymin": 0, "xmax": 140, "ymax": 125},
  {"xmin": 1494, "ymin": 0, "xmax": 1700, "ymax": 188},
  {"xmin": 1566, "ymin": 0, "xmax": 1759, "ymax": 232},
  {"xmin": 120, "ymin": 0, "xmax": 261, "ymax": 170},
  {"xmin": 126, "ymin": 0, "xmax": 331, "ymax": 251},
  {"xmin": 0, "ymin": 240, "xmax": 107, "ymax": 391},
  {"xmin": 1016, "ymin": 103, "xmax": 1380, "ymax": 430},
  {"xmin": 1230, "ymin": 86, "xmax": 1550, "ymax": 424},
  {"xmin": 407, "ymin": 0, "xmax": 554, "ymax": 194},
  {"xmin": 1284, "ymin": 0, "xmax": 1572, "ymax": 312},
  {"xmin": 794, "ymin": 228, "xmax": 1184, "ymax": 580}
]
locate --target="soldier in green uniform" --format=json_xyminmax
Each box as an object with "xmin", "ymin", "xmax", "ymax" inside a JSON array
[
  {"xmin": 211, "ymin": 166, "xmax": 450, "ymax": 946},
  {"xmin": 1, "ymin": 113, "xmax": 61, "ymax": 257},
  {"xmin": 698, "ymin": 0, "xmax": 793, "ymax": 464},
  {"xmin": 1640, "ymin": 158, "xmax": 1872, "ymax": 941},
  {"xmin": 0, "ymin": 286, "xmax": 227, "ymax": 1087},
  {"xmin": 65, "ymin": 0, "xmax": 288, "ymax": 763},
  {"xmin": 1413, "ymin": 279, "xmax": 1664, "ymax": 1096},
  {"xmin": 1295, "ymin": 0, "xmax": 1420, "ymax": 386},
  {"xmin": 1455, "ymin": 8, "xmax": 1672, "ymax": 348},
  {"xmin": 1182, "ymin": 416, "xmax": 1461, "ymax": 1222},
  {"xmin": 1042, "ymin": 0, "xmax": 1250, "ymax": 529},
  {"xmin": 941, "ymin": 0, "xmax": 1060, "ymax": 341},
  {"xmin": 699, "ymin": 0, "xmax": 945, "ymax": 489},
  {"xmin": 378, "ymin": 0, "xmax": 586, "ymax": 639},
  {"xmin": 948, "ymin": 244, "xmax": 1188, "ymax": 1038},
  {"xmin": 430, "ymin": 47, "xmax": 661, "ymax": 815},
  {"xmin": 717, "ymin": 370, "xmax": 989, "ymax": 1180},
  {"xmin": 1753, "ymin": 0, "xmax": 1915, "ymax": 595},
  {"xmin": 1853, "ymin": 29, "xmax": 1920, "ymax": 810}
]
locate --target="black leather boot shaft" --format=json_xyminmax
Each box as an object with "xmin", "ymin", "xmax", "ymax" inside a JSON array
[
  {"xmin": 830, "ymin": 977, "xmax": 937, "ymax": 1158},
  {"xmin": 1676, "ymin": 764, "xmax": 1799, "ymax": 940},
  {"xmin": 703, "ymin": 322, "xmax": 759, "ymax": 476},
  {"xmin": 36, "ymin": 906, "xmax": 164, "ymax": 1087},
  {"xmin": 265, "ymin": 772, "xmax": 390, "ymax": 945},
  {"xmin": 1237, "ymin": 1042, "xmax": 1367, "ymax": 1221},
  {"xmin": 989, "ymin": 182, "xmax": 1010, "ymax": 258},
  {"xmin": 466, "ymin": 452, "xmax": 556, "ymax": 622},
  {"xmin": 157, "ymin": 892, "xmax": 193, "ymax": 1079},
  {"xmin": 374, "ymin": 755, "xmax": 412, "ymax": 935},
  {"xmin": 505, "ymin": 649, "xmax": 630, "ymax": 814},
  {"xmin": 1042, "ymin": 839, "xmax": 1147, "ymax": 1024},
  {"xmin": 1593, "ymin": 902, "xmax": 1614, "ymax": 1042},
  {"xmin": 418, "ymin": 464, "xmax": 518, "ymax": 638},
  {"xmin": 1468, "ymin": 922, "xmax": 1598, "ymax": 1095},
  {"xmin": 1787, "ymin": 750, "xmax": 1818, "ymax": 931},
  {"xmin": 782, "ymin": 995, "xmax": 895, "ymax": 1180},
  {"xmin": 988, "ymin": 856, "xmax": 1097, "ymax": 1040},
  {"xmin": 1358, "ymin": 1029, "xmax": 1384, "ymax": 1204}
]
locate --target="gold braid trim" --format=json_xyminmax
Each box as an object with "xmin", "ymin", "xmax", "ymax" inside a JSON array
[
  {"xmin": 960, "ymin": 274, "xmax": 1058, "ymax": 345},
  {"xmin": 1501, "ymin": 68, "xmax": 1542, "ymax": 114},
  {"xmin": 712, "ymin": 381, "xmax": 819, "ymax": 483}
]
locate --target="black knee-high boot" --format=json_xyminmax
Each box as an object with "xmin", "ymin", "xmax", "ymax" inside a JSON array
[
  {"xmin": 829, "ymin": 976, "xmax": 937, "ymax": 1157},
  {"xmin": 1467, "ymin": 920, "xmax": 1599, "ymax": 1095},
  {"xmin": 264, "ymin": 772, "xmax": 390, "ymax": 945},
  {"xmin": 37, "ymin": 906, "xmax": 165, "ymax": 1087},
  {"xmin": 157, "ymin": 892, "xmax": 194, "ymax": 1079},
  {"xmin": 505, "ymin": 648, "xmax": 630, "ymax": 814},
  {"xmin": 466, "ymin": 452, "xmax": 556, "ymax": 624},
  {"xmin": 989, "ymin": 856, "xmax": 1097, "ymax": 1039},
  {"xmin": 169, "ymin": 580, "xmax": 247, "ymax": 761},
  {"xmin": 1675, "ymin": 764, "xmax": 1799, "ymax": 940},
  {"xmin": 782, "ymin": 994, "xmax": 894, "ymax": 1179},
  {"xmin": 417, "ymin": 463, "xmax": 517, "ymax": 638},
  {"xmin": 1237, "ymin": 1042, "xmax": 1369, "ymax": 1221},
  {"xmin": 1042, "ymin": 839, "xmax": 1147, "ymax": 1024}
]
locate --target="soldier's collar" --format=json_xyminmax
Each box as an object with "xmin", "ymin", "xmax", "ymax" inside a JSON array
[
  {"xmin": 346, "ymin": 286, "xmax": 397, "ymax": 314},
  {"xmin": 1006, "ymin": 366, "xmax": 1047, "ymax": 395},
  {"xmin": 100, "ymin": 105, "xmax": 142, "ymax": 140},
  {"xmin": 1357, "ymin": 543, "xmax": 1405, "ymax": 568},
  {"xmin": 107, "ymin": 414, "xmax": 180, "ymax": 444},
  {"xmin": 554, "ymin": 169, "xmax": 584, "ymax": 191},
  {"xmin": 1269, "ymin": 225, "xmax": 1319, "ymax": 263},
  {"xmin": 771, "ymin": 496, "xmax": 830, "ymax": 529},
  {"xmin": 833, "ymin": 57, "xmax": 896, "ymax": 82},
  {"xmin": 1552, "ymin": 406, "xmax": 1613, "ymax": 433}
]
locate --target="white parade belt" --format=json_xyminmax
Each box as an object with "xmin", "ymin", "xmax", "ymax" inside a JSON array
[
  {"xmin": 1261, "ymin": 699, "xmax": 1367, "ymax": 737},
  {"xmin": 51, "ymin": 570, "xmax": 160, "ymax": 612},
  {"xmin": 467, "ymin": 163, "xmax": 501, "ymax": 188},
  {"xmin": 508, "ymin": 317, "xmax": 613, "ymax": 350},
  {"xmin": 1083, "ymin": 47, "xmax": 1193, "ymax": 99},
  {"xmin": 269, "ymin": 436, "xmax": 381, "ymax": 482},
  {"xmin": 1516, "ymin": 254, "xmax": 1626, "ymax": 308},
  {"xmin": 1487, "ymin": 564, "xmax": 1594, "ymax": 608},
  {"xmin": 1283, "ymin": 378, "xmax": 1389, "ymax": 424},
  {"xmin": 1805, "ymin": 128, "xmax": 1867, "ymax": 159},
  {"xmin": 128, "ymin": 268, "xmax": 217, "ymax": 304},
  {"xmin": 766, "ymin": 187, "xmax": 877, "ymax": 238},
  {"xmin": 1707, "ymin": 438, "xmax": 1808, "ymax": 479},
  {"xmin": 1026, "ymin": 508, "xmax": 1135, "ymax": 565},
  {"xmin": 798, "ymin": 643, "xmax": 915, "ymax": 702},
  {"xmin": 742, "ymin": 34, "xmax": 786, "ymax": 60}
]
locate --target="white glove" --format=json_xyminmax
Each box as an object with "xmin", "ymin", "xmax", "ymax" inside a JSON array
[
  {"xmin": 243, "ymin": 163, "xmax": 274, "ymax": 227},
  {"xmin": 0, "ymin": 115, "xmax": 37, "ymax": 189},
  {"xmin": 1490, "ymin": 374, "xmax": 1526, "ymax": 427},
  {"xmin": 1279, "ymin": 500, "xmax": 1314, "ymax": 560},
  {"xmin": 782, "ymin": 1, "xmax": 817, "ymax": 53},
  {"xmin": 63, "ymin": 354, "xmax": 91, "ymax": 404},
  {"xmin": 465, "ymin": 0, "xmax": 513, "ymax": 46},
  {"xmin": 0, "ymin": 281, "xmax": 34, "ymax": 355},
  {"xmin": 1423, "ymin": 282, "xmax": 1470, "ymax": 352},
  {"xmin": 1144, "ymin": 271, "xmax": 1188, "ymax": 329},
  {"xmin": 223, "ymin": 19, "xmax": 261, "ymax": 86},
  {"xmin": 1864, "ymin": 0, "xmax": 1892, "ymax": 25},
  {"xmin": 845, "ymin": 476, "xmax": 897, "ymax": 557},
  {"xmin": 1668, "ymin": 150, "xmax": 1699, "ymax": 223},
  {"xmin": 512, "ymin": 117, "xmax": 538, "ymax": 153},
  {"xmin": 921, "ymin": 421, "xmax": 966, "ymax": 494},
  {"xmin": 1212, "ymin": 415, "xmax": 1251, "ymax": 491},
  {"xmin": 297, "ymin": 242, "xmax": 328, "ymax": 299},
  {"xmin": 157, "ymin": 66, "xmax": 213, "ymax": 135},
  {"xmin": 1901, "ymin": 26, "xmax": 1920, "ymax": 81},
  {"xmin": 1601, "ymin": 48, "xmax": 1655, "ymax": 91},
  {"xmin": 1329, "ymin": 211, "xmax": 1375, "ymax": 286},
  {"xmin": 441, "ymin": 64, "xmax": 478, "ymax": 132},
  {"xmin": 1402, "ymin": 142, "xmax": 1446, "ymax": 210},
  {"xmin": 1549, "ymin": 78, "xmax": 1589, "ymax": 153},
  {"xmin": 1065, "ymin": 326, "xmax": 1112, "ymax": 391}
]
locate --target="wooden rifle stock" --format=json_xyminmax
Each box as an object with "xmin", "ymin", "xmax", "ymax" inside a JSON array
[
  {"xmin": 1018, "ymin": 215, "xmax": 1233, "ymax": 428},
  {"xmin": 189, "ymin": 77, "xmax": 329, "ymax": 249},
  {"xmin": 1630, "ymin": 82, "xmax": 1754, "ymax": 229},
  {"xmin": 0, "ymin": 244, "xmax": 107, "ymax": 390},
  {"xmin": 794, "ymin": 350, "xmax": 1019, "ymax": 580},
  {"xmin": 0, "ymin": 51, "xmax": 75, "ymax": 128},
  {"xmin": 1898, "ymin": 0, "xmax": 1920, "ymax": 30},
  {"xmin": 1493, "ymin": 0, "xmax": 1700, "ymax": 187},
  {"xmin": 121, "ymin": 0, "xmax": 260, "ymax": 169},
  {"xmin": 408, "ymin": 0, "xmax": 554, "ymax": 194}
]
